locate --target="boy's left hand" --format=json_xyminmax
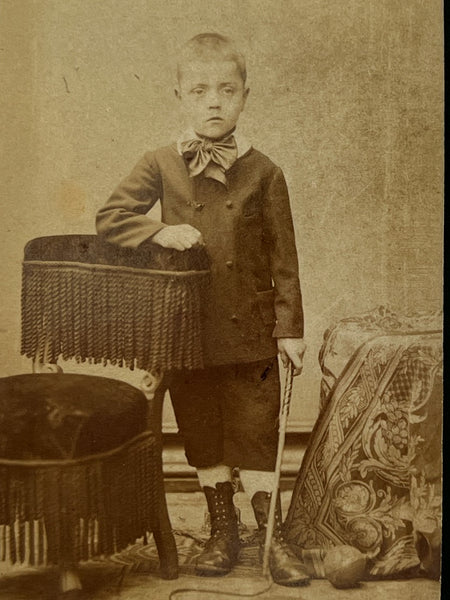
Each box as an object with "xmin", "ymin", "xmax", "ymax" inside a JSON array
[{"xmin": 277, "ymin": 338, "xmax": 306, "ymax": 376}]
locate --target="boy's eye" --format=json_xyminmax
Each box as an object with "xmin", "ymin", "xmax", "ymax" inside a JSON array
[
  {"xmin": 191, "ymin": 88, "xmax": 205, "ymax": 96},
  {"xmin": 222, "ymin": 87, "xmax": 235, "ymax": 95}
]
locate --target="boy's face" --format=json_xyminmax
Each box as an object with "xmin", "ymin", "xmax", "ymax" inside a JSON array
[{"xmin": 175, "ymin": 60, "xmax": 249, "ymax": 139}]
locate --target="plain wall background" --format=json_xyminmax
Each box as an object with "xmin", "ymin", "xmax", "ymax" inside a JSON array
[{"xmin": 0, "ymin": 0, "xmax": 443, "ymax": 431}]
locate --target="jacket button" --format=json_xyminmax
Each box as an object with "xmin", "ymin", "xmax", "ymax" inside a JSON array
[
  {"xmin": 195, "ymin": 203, "xmax": 205, "ymax": 211},
  {"xmin": 230, "ymin": 314, "xmax": 239, "ymax": 322},
  {"xmin": 225, "ymin": 200, "xmax": 233, "ymax": 208},
  {"xmin": 226, "ymin": 260, "xmax": 233, "ymax": 268}
]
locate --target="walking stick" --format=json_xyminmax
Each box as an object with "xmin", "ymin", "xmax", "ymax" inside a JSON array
[{"xmin": 262, "ymin": 360, "xmax": 294, "ymax": 578}]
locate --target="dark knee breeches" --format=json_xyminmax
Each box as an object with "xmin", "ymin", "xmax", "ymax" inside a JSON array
[{"xmin": 163, "ymin": 357, "xmax": 280, "ymax": 471}]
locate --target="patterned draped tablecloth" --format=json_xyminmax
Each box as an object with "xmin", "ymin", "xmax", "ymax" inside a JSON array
[{"xmin": 285, "ymin": 307, "xmax": 442, "ymax": 579}]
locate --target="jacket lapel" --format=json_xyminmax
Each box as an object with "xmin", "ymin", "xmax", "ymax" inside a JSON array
[{"xmin": 156, "ymin": 144, "xmax": 196, "ymax": 208}]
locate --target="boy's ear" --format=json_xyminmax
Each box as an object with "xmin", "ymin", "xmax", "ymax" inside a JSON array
[
  {"xmin": 174, "ymin": 86, "xmax": 181, "ymax": 100},
  {"xmin": 243, "ymin": 87, "xmax": 250, "ymax": 102}
]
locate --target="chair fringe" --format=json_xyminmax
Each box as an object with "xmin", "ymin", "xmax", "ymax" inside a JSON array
[{"xmin": 21, "ymin": 261, "xmax": 208, "ymax": 372}]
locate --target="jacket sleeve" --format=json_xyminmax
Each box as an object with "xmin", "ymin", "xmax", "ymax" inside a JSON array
[
  {"xmin": 96, "ymin": 151, "xmax": 166, "ymax": 248},
  {"xmin": 263, "ymin": 166, "xmax": 304, "ymax": 339}
]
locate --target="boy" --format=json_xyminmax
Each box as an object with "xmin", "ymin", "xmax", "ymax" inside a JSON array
[{"xmin": 96, "ymin": 33, "xmax": 309, "ymax": 586}]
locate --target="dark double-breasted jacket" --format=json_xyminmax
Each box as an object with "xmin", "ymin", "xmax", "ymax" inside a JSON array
[{"xmin": 96, "ymin": 144, "xmax": 304, "ymax": 366}]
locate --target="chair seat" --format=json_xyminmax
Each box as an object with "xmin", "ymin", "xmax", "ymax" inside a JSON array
[{"xmin": 0, "ymin": 373, "xmax": 148, "ymax": 460}]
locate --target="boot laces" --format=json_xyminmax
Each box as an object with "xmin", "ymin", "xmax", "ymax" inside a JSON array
[
  {"xmin": 267, "ymin": 513, "xmax": 297, "ymax": 556},
  {"xmin": 210, "ymin": 498, "xmax": 236, "ymax": 536}
]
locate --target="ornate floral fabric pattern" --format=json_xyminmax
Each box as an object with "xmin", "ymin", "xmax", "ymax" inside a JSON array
[{"xmin": 285, "ymin": 309, "xmax": 442, "ymax": 579}]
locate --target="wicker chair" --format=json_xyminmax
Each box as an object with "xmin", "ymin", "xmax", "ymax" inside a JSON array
[{"xmin": 1, "ymin": 234, "xmax": 210, "ymax": 587}]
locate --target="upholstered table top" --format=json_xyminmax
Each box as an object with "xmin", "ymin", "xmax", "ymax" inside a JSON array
[{"xmin": 318, "ymin": 306, "xmax": 442, "ymax": 411}]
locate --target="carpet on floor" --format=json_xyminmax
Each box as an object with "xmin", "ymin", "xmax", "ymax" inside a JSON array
[{"xmin": 105, "ymin": 526, "xmax": 263, "ymax": 578}]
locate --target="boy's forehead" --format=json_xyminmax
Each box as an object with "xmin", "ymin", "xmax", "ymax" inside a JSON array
[{"xmin": 178, "ymin": 59, "xmax": 244, "ymax": 85}]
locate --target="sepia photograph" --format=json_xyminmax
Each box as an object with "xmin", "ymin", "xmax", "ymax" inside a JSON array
[{"xmin": 0, "ymin": 1, "xmax": 443, "ymax": 599}]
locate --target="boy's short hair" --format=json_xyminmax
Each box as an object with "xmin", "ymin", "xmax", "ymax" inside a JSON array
[{"xmin": 177, "ymin": 33, "xmax": 247, "ymax": 84}]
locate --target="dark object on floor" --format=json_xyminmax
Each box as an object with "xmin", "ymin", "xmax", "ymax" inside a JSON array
[
  {"xmin": 195, "ymin": 482, "xmax": 240, "ymax": 576},
  {"xmin": 251, "ymin": 491, "xmax": 310, "ymax": 586},
  {"xmin": 323, "ymin": 545, "xmax": 366, "ymax": 588}
]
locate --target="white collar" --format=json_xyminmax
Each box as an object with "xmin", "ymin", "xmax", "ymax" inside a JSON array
[{"xmin": 176, "ymin": 127, "xmax": 252, "ymax": 159}]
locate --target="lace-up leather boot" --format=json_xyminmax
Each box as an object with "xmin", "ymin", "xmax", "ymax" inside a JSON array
[
  {"xmin": 251, "ymin": 491, "xmax": 310, "ymax": 586},
  {"xmin": 195, "ymin": 481, "xmax": 240, "ymax": 576}
]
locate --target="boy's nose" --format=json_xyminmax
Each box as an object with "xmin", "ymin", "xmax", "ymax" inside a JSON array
[{"xmin": 207, "ymin": 91, "xmax": 221, "ymax": 107}]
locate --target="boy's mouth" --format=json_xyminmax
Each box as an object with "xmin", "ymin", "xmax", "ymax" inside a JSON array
[{"xmin": 207, "ymin": 117, "xmax": 223, "ymax": 122}]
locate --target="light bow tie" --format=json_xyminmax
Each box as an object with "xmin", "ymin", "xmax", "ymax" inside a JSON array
[{"xmin": 181, "ymin": 135, "xmax": 238, "ymax": 185}]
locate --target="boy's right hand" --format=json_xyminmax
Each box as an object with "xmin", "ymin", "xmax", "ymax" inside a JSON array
[{"xmin": 151, "ymin": 224, "xmax": 204, "ymax": 251}]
